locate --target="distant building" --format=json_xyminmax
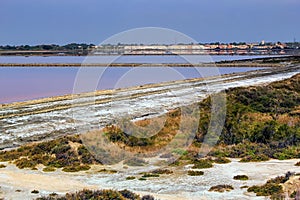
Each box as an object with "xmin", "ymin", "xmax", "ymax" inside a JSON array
[{"xmin": 93, "ymin": 42, "xmax": 290, "ymax": 55}]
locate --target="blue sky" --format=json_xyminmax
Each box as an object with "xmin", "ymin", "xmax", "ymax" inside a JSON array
[{"xmin": 0, "ymin": 0, "xmax": 299, "ymax": 45}]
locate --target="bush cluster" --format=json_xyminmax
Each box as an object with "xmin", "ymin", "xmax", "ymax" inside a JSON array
[
  {"xmin": 188, "ymin": 170, "xmax": 204, "ymax": 176},
  {"xmin": 210, "ymin": 142, "xmax": 300, "ymax": 162},
  {"xmin": 247, "ymin": 171, "xmax": 294, "ymax": 198},
  {"xmin": 233, "ymin": 175, "xmax": 249, "ymax": 181},
  {"xmin": 198, "ymin": 74, "xmax": 300, "ymax": 162},
  {"xmin": 191, "ymin": 159, "xmax": 213, "ymax": 169},
  {"xmin": 37, "ymin": 189, "xmax": 155, "ymax": 200},
  {"xmin": 0, "ymin": 136, "xmax": 98, "ymax": 172},
  {"xmin": 209, "ymin": 185, "xmax": 234, "ymax": 192}
]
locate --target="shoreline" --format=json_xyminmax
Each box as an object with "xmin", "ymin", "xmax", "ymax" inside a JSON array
[{"xmin": 0, "ymin": 62, "xmax": 286, "ymax": 67}]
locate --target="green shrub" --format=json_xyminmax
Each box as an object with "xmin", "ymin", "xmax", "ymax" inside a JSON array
[
  {"xmin": 49, "ymin": 193, "xmax": 58, "ymax": 197},
  {"xmin": 98, "ymin": 168, "xmax": 117, "ymax": 174},
  {"xmin": 233, "ymin": 175, "xmax": 249, "ymax": 180},
  {"xmin": 36, "ymin": 189, "xmax": 153, "ymax": 200},
  {"xmin": 47, "ymin": 160, "xmax": 65, "ymax": 168},
  {"xmin": 247, "ymin": 172, "xmax": 294, "ymax": 197},
  {"xmin": 126, "ymin": 176, "xmax": 136, "ymax": 180},
  {"xmin": 209, "ymin": 185, "xmax": 234, "ymax": 192},
  {"xmin": 192, "ymin": 159, "xmax": 213, "ymax": 169},
  {"xmin": 119, "ymin": 189, "xmax": 140, "ymax": 200},
  {"xmin": 142, "ymin": 173, "xmax": 159, "ymax": 178},
  {"xmin": 0, "ymin": 164, "xmax": 6, "ymax": 168},
  {"xmin": 51, "ymin": 144, "xmax": 71, "ymax": 155},
  {"xmin": 290, "ymin": 191, "xmax": 297, "ymax": 198},
  {"xmin": 14, "ymin": 158, "xmax": 37, "ymax": 169},
  {"xmin": 62, "ymin": 164, "xmax": 90, "ymax": 172},
  {"xmin": 64, "ymin": 189, "xmax": 125, "ymax": 200},
  {"xmin": 151, "ymin": 169, "xmax": 173, "ymax": 174},
  {"xmin": 0, "ymin": 150, "xmax": 25, "ymax": 161},
  {"xmin": 247, "ymin": 184, "xmax": 282, "ymax": 196},
  {"xmin": 141, "ymin": 195, "xmax": 155, "ymax": 200},
  {"xmin": 42, "ymin": 167, "xmax": 56, "ymax": 172},
  {"xmin": 0, "ymin": 135, "xmax": 99, "ymax": 172},
  {"xmin": 213, "ymin": 157, "xmax": 231, "ymax": 164},
  {"xmin": 240, "ymin": 154, "xmax": 269, "ymax": 162},
  {"xmin": 188, "ymin": 170, "xmax": 204, "ymax": 176},
  {"xmin": 172, "ymin": 148, "xmax": 188, "ymax": 156},
  {"xmin": 77, "ymin": 146, "xmax": 95, "ymax": 164},
  {"xmin": 31, "ymin": 190, "xmax": 39, "ymax": 194}
]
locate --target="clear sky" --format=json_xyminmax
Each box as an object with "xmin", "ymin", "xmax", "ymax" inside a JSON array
[{"xmin": 0, "ymin": 0, "xmax": 299, "ymax": 45}]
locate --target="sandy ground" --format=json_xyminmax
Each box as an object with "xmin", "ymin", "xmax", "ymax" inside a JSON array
[
  {"xmin": 1, "ymin": 159, "xmax": 300, "ymax": 200},
  {"xmin": 0, "ymin": 164, "xmax": 97, "ymax": 200}
]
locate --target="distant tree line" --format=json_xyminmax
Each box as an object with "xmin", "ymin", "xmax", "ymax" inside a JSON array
[{"xmin": 0, "ymin": 43, "xmax": 96, "ymax": 51}]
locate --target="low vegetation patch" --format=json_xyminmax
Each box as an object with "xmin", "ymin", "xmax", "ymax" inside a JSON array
[
  {"xmin": 213, "ymin": 157, "xmax": 231, "ymax": 164},
  {"xmin": 295, "ymin": 161, "xmax": 300, "ymax": 166},
  {"xmin": 126, "ymin": 176, "xmax": 136, "ymax": 180},
  {"xmin": 36, "ymin": 189, "xmax": 154, "ymax": 200},
  {"xmin": 172, "ymin": 148, "xmax": 188, "ymax": 156},
  {"xmin": 210, "ymin": 142, "xmax": 300, "ymax": 162},
  {"xmin": 239, "ymin": 154, "xmax": 270, "ymax": 162},
  {"xmin": 31, "ymin": 190, "xmax": 39, "ymax": 194},
  {"xmin": 233, "ymin": 175, "xmax": 249, "ymax": 181},
  {"xmin": 151, "ymin": 169, "xmax": 173, "ymax": 175},
  {"xmin": 247, "ymin": 171, "xmax": 294, "ymax": 198},
  {"xmin": 240, "ymin": 185, "xmax": 248, "ymax": 189},
  {"xmin": 209, "ymin": 185, "xmax": 234, "ymax": 192},
  {"xmin": 0, "ymin": 136, "xmax": 98, "ymax": 172},
  {"xmin": 141, "ymin": 195, "xmax": 155, "ymax": 200},
  {"xmin": 98, "ymin": 168, "xmax": 118, "ymax": 174},
  {"xmin": 191, "ymin": 159, "xmax": 213, "ymax": 169},
  {"xmin": 14, "ymin": 158, "xmax": 37, "ymax": 169},
  {"xmin": 62, "ymin": 164, "xmax": 90, "ymax": 172},
  {"xmin": 141, "ymin": 173, "xmax": 160, "ymax": 178},
  {"xmin": 0, "ymin": 164, "xmax": 6, "ymax": 168},
  {"xmin": 188, "ymin": 170, "xmax": 204, "ymax": 176},
  {"xmin": 203, "ymin": 74, "xmax": 300, "ymax": 162},
  {"xmin": 42, "ymin": 167, "xmax": 56, "ymax": 172}
]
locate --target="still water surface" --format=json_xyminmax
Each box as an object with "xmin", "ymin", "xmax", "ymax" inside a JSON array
[
  {"xmin": 0, "ymin": 55, "xmax": 267, "ymax": 104},
  {"xmin": 0, "ymin": 67, "xmax": 264, "ymax": 104}
]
